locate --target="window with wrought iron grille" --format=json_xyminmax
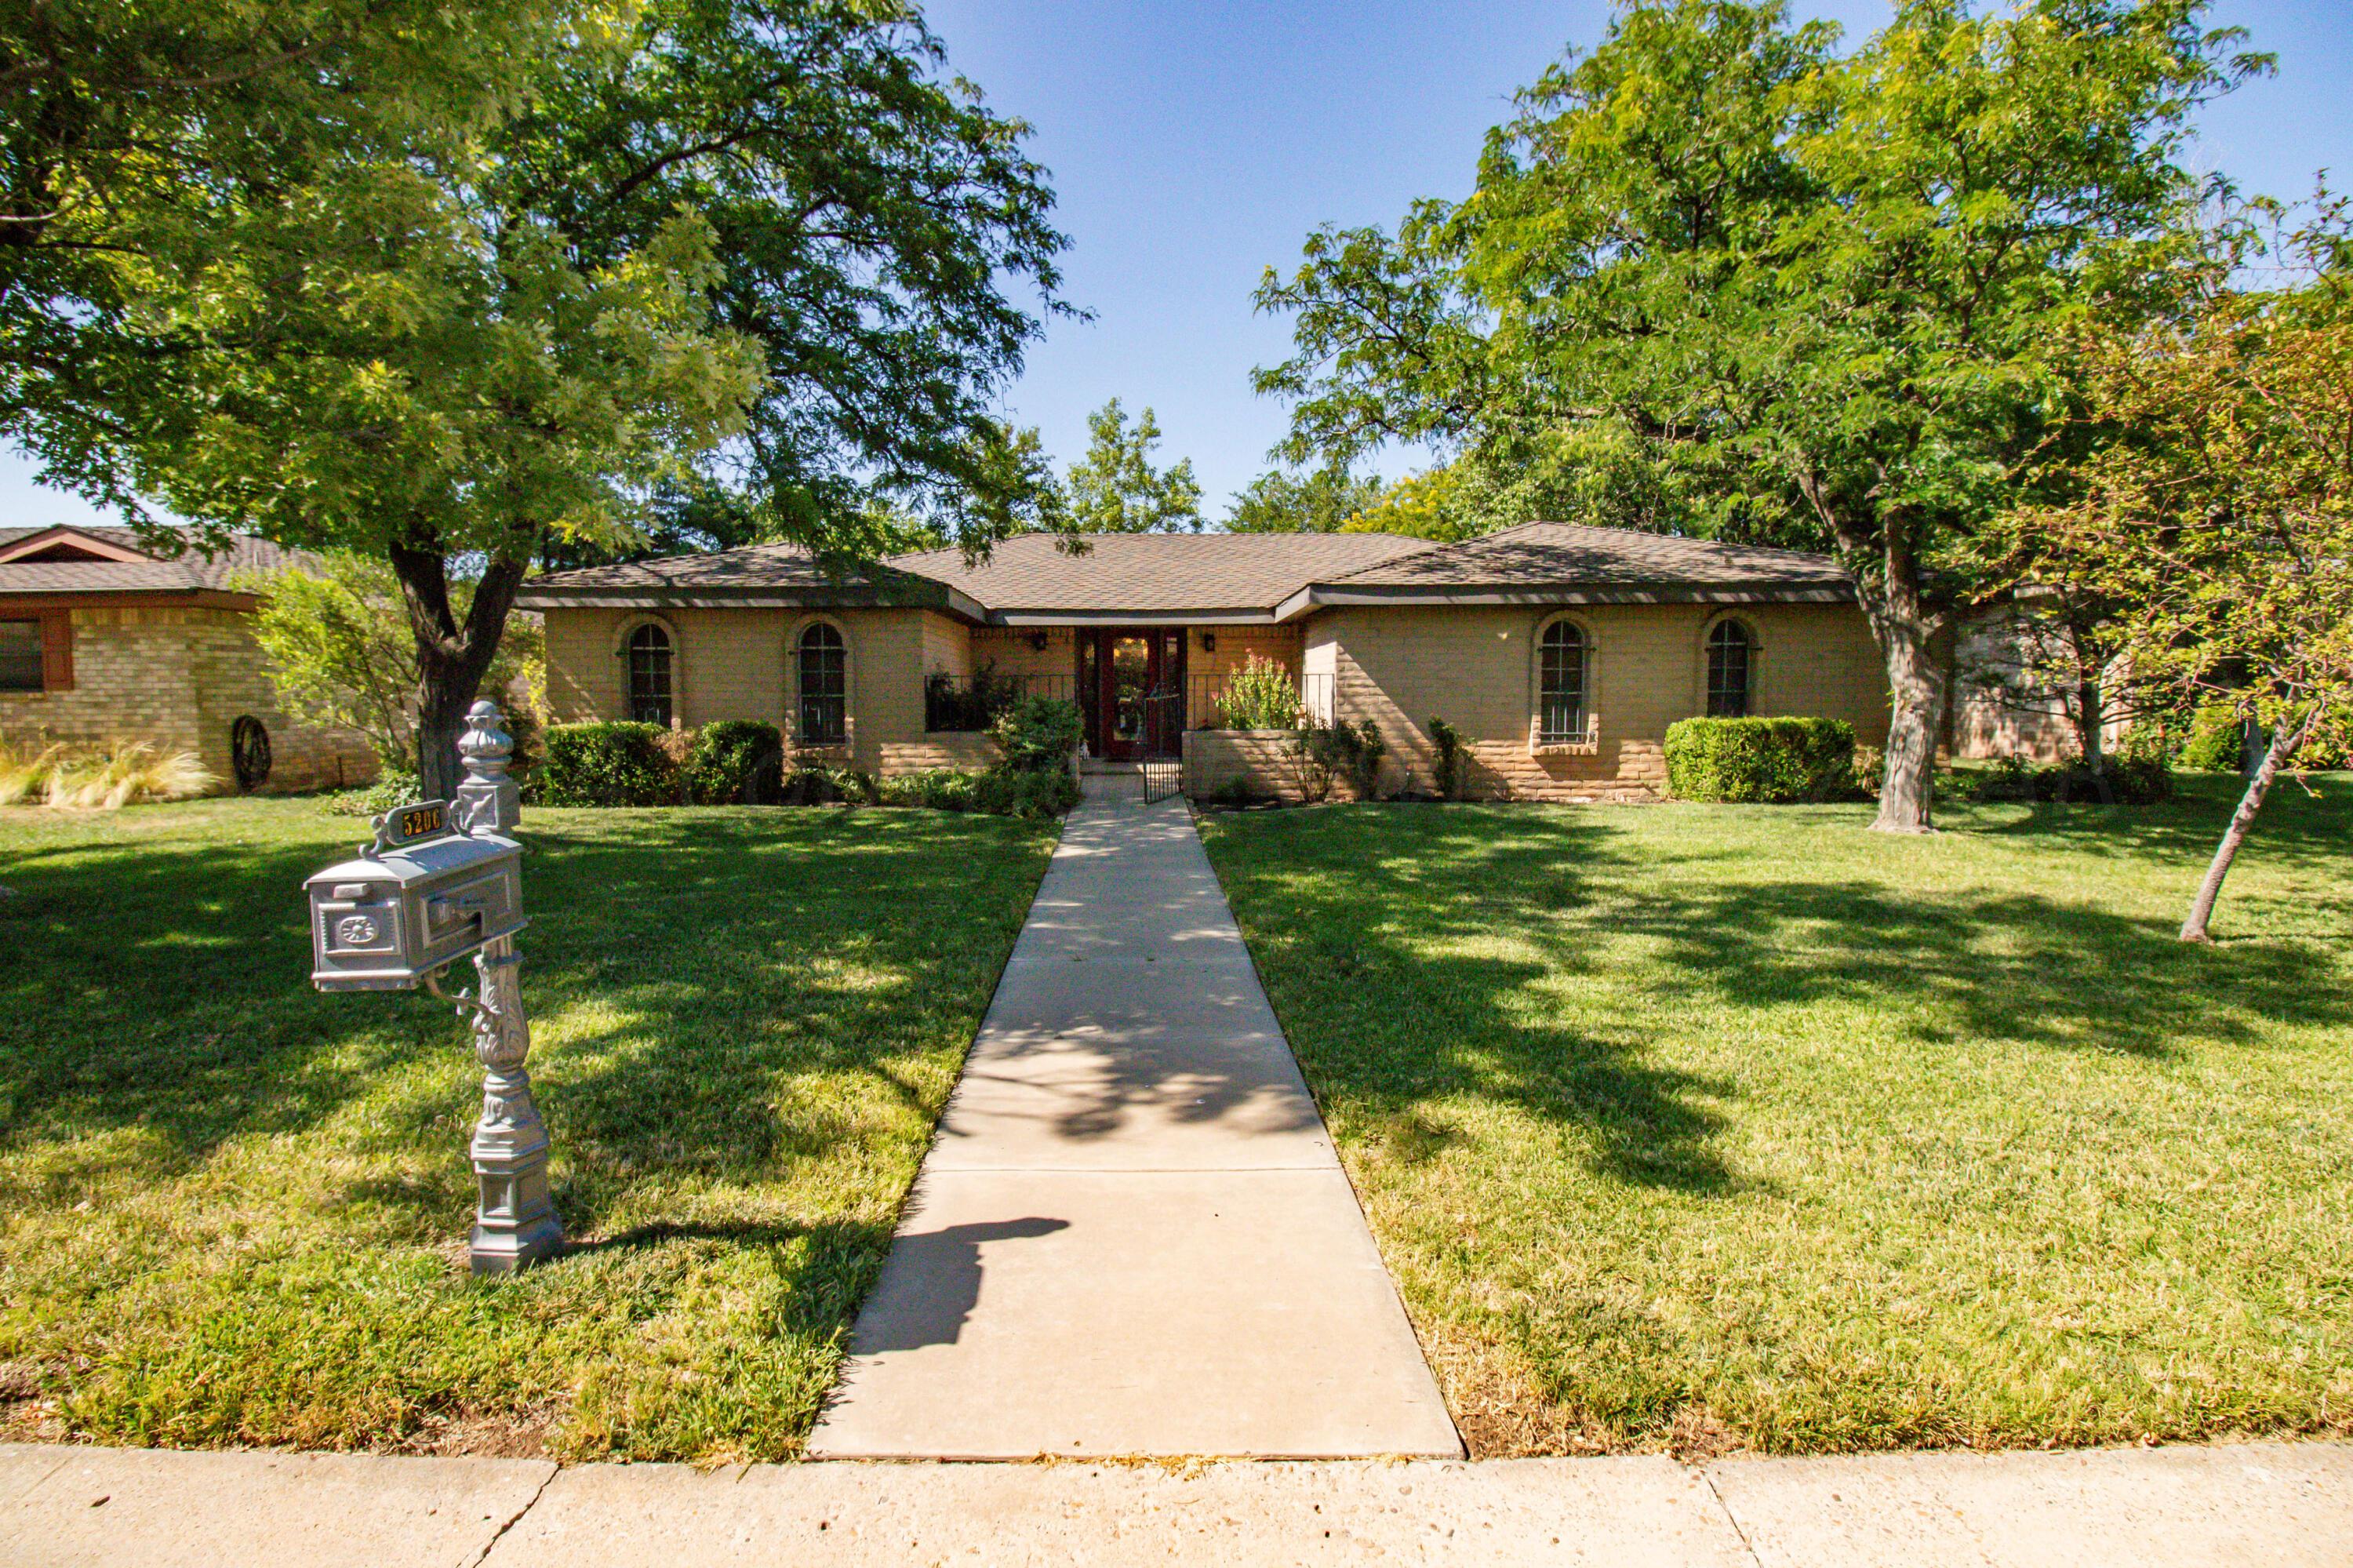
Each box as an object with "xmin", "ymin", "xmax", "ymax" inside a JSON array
[
  {"xmin": 797, "ymin": 623, "xmax": 847, "ymax": 745},
  {"xmin": 1706, "ymin": 620, "xmax": 1754, "ymax": 717},
  {"xmin": 1537, "ymin": 620, "xmax": 1588, "ymax": 744},
  {"xmin": 626, "ymin": 623, "xmax": 673, "ymax": 726},
  {"xmin": 0, "ymin": 619, "xmax": 44, "ymax": 692}
]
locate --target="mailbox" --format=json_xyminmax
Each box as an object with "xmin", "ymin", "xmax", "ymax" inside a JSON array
[{"xmin": 306, "ymin": 799, "xmax": 526, "ymax": 991}]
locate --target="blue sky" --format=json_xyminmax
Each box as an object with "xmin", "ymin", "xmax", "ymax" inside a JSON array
[{"xmin": 5, "ymin": 0, "xmax": 2344, "ymax": 532}]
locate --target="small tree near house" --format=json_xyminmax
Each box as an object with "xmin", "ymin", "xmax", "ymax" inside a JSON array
[{"xmin": 2012, "ymin": 209, "xmax": 2353, "ymax": 940}]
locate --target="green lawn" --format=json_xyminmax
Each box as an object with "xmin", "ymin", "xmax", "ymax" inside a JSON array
[
  {"xmin": 1198, "ymin": 776, "xmax": 2353, "ymax": 1457},
  {"xmin": 0, "ymin": 796, "xmax": 1055, "ymax": 1461}
]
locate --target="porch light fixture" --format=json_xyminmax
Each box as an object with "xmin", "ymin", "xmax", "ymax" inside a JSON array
[
  {"xmin": 1201, "ymin": 632, "xmax": 1217, "ymax": 652},
  {"xmin": 1028, "ymin": 632, "xmax": 1049, "ymax": 651}
]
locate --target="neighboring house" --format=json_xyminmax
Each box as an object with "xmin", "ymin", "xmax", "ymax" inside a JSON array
[
  {"xmin": 519, "ymin": 522, "xmax": 1894, "ymax": 801},
  {"xmin": 0, "ymin": 525, "xmax": 376, "ymax": 792}
]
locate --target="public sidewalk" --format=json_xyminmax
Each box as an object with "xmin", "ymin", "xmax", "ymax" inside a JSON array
[
  {"xmin": 808, "ymin": 776, "xmax": 1460, "ymax": 1459},
  {"xmin": 6, "ymin": 1439, "xmax": 2351, "ymax": 1566}
]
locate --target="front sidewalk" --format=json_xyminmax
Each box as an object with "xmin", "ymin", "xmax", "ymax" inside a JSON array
[{"xmin": 5, "ymin": 1439, "xmax": 2350, "ymax": 1566}]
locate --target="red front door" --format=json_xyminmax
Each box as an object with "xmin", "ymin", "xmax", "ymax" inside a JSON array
[{"xmin": 1078, "ymin": 628, "xmax": 1186, "ymax": 760}]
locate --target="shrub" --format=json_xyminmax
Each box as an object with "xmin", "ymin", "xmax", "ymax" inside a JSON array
[
  {"xmin": 0, "ymin": 742, "xmax": 216, "ymax": 809},
  {"xmin": 924, "ymin": 662, "xmax": 1027, "ymax": 733},
  {"xmin": 682, "ymin": 720, "xmax": 784, "ymax": 804},
  {"xmin": 876, "ymin": 767, "xmax": 1076, "ymax": 818},
  {"xmin": 324, "ymin": 769, "xmax": 423, "ymax": 818},
  {"xmin": 783, "ymin": 766, "xmax": 879, "ymax": 806},
  {"xmin": 2177, "ymin": 707, "xmax": 2246, "ymax": 772},
  {"xmin": 1293, "ymin": 719, "xmax": 1387, "ymax": 802},
  {"xmin": 540, "ymin": 722, "xmax": 678, "ymax": 806},
  {"xmin": 990, "ymin": 694, "xmax": 1084, "ymax": 773},
  {"xmin": 1427, "ymin": 717, "xmax": 1467, "ymax": 800},
  {"xmin": 1663, "ymin": 717, "xmax": 1857, "ymax": 803},
  {"xmin": 1946, "ymin": 754, "xmax": 2173, "ymax": 806},
  {"xmin": 1217, "ymin": 655, "xmax": 1302, "ymax": 730}
]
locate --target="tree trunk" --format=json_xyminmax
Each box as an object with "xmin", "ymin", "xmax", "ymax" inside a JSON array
[
  {"xmin": 2074, "ymin": 678, "xmax": 2104, "ymax": 773},
  {"xmin": 1869, "ymin": 606, "xmax": 1940, "ymax": 834},
  {"xmin": 2180, "ymin": 710, "xmax": 2308, "ymax": 943},
  {"xmin": 388, "ymin": 544, "xmax": 528, "ymax": 802}
]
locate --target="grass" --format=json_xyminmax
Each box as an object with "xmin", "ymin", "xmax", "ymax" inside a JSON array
[
  {"xmin": 0, "ymin": 795, "xmax": 1056, "ymax": 1461},
  {"xmin": 1197, "ymin": 773, "xmax": 2353, "ymax": 1458}
]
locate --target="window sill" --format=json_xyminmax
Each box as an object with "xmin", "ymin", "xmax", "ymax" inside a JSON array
[{"xmin": 1531, "ymin": 740, "xmax": 1599, "ymax": 758}]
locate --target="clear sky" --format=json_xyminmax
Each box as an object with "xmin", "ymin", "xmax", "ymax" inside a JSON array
[{"xmin": 4, "ymin": 0, "xmax": 2344, "ymax": 533}]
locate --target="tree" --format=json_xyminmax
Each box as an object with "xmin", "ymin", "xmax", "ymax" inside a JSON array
[
  {"xmin": 1255, "ymin": 0, "xmax": 2264, "ymax": 830},
  {"xmin": 242, "ymin": 552, "xmax": 544, "ymax": 777},
  {"xmin": 1064, "ymin": 398, "xmax": 1203, "ymax": 533},
  {"xmin": 1226, "ymin": 464, "xmax": 1385, "ymax": 533},
  {"xmin": 2011, "ymin": 220, "xmax": 2353, "ymax": 941},
  {"xmin": 2, "ymin": 2, "xmax": 1074, "ymax": 799}
]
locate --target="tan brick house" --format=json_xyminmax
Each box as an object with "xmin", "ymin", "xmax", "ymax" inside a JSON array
[
  {"xmin": 518, "ymin": 522, "xmax": 1895, "ymax": 801},
  {"xmin": 0, "ymin": 525, "xmax": 376, "ymax": 792}
]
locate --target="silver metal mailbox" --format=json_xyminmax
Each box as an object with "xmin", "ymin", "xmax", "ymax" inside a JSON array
[{"xmin": 306, "ymin": 799, "xmax": 526, "ymax": 991}]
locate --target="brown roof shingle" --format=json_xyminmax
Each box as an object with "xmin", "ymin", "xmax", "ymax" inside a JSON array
[
  {"xmin": 883, "ymin": 532, "xmax": 1431, "ymax": 618},
  {"xmin": 515, "ymin": 540, "xmax": 952, "ymax": 608},
  {"xmin": 1311, "ymin": 522, "xmax": 1853, "ymax": 603},
  {"xmin": 0, "ymin": 526, "xmax": 307, "ymax": 596}
]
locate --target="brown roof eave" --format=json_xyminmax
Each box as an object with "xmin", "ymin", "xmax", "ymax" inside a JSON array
[
  {"xmin": 513, "ymin": 582, "xmax": 987, "ymax": 622},
  {"xmin": 0, "ymin": 588, "xmax": 261, "ymax": 613},
  {"xmin": 1289, "ymin": 582, "xmax": 1857, "ymax": 612}
]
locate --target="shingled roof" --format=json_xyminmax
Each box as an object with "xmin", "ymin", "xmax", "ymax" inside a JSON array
[
  {"xmin": 511, "ymin": 522, "xmax": 1853, "ymax": 624},
  {"xmin": 515, "ymin": 540, "xmax": 973, "ymax": 614},
  {"xmin": 886, "ymin": 532, "xmax": 1431, "ymax": 622},
  {"xmin": 1293, "ymin": 522, "xmax": 1854, "ymax": 607},
  {"xmin": 0, "ymin": 526, "xmax": 307, "ymax": 599}
]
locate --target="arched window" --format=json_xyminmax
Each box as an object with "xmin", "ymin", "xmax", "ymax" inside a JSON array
[
  {"xmin": 1706, "ymin": 620, "xmax": 1755, "ymax": 718},
  {"xmin": 797, "ymin": 622, "xmax": 847, "ymax": 745},
  {"xmin": 1538, "ymin": 620, "xmax": 1588, "ymax": 744},
  {"xmin": 626, "ymin": 623, "xmax": 674, "ymax": 726}
]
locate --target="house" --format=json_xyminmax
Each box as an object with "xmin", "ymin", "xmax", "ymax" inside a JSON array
[
  {"xmin": 0, "ymin": 525, "xmax": 376, "ymax": 792},
  {"xmin": 518, "ymin": 522, "xmax": 1893, "ymax": 801}
]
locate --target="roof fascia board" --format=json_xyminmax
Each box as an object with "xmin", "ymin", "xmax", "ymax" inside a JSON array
[
  {"xmin": 1300, "ymin": 584, "xmax": 1856, "ymax": 607},
  {"xmin": 0, "ymin": 588, "xmax": 259, "ymax": 612},
  {"xmin": 0, "ymin": 526, "xmax": 155, "ymax": 565},
  {"xmin": 512, "ymin": 584, "xmax": 984, "ymax": 621},
  {"xmin": 988, "ymin": 608, "xmax": 1278, "ymax": 627}
]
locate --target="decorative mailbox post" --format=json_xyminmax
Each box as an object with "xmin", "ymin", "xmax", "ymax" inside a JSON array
[{"xmin": 304, "ymin": 700, "xmax": 562, "ymax": 1272}]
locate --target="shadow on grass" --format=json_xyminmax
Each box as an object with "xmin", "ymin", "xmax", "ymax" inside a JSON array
[
  {"xmin": 0, "ymin": 809, "xmax": 1051, "ymax": 1240},
  {"xmin": 1208, "ymin": 795, "xmax": 2345, "ymax": 1197}
]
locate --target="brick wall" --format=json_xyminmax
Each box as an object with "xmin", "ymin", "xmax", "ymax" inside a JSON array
[
  {"xmin": 0, "ymin": 605, "xmax": 376, "ymax": 792},
  {"xmin": 1302, "ymin": 602, "xmax": 1891, "ymax": 802},
  {"xmin": 542, "ymin": 604, "xmax": 976, "ymax": 775}
]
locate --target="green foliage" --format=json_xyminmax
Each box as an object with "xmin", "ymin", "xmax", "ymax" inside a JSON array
[
  {"xmin": 1293, "ymin": 719, "xmax": 1388, "ymax": 802},
  {"xmin": 878, "ymin": 769, "xmax": 1078, "ymax": 819},
  {"xmin": 540, "ymin": 722, "xmax": 679, "ymax": 807},
  {"xmin": 241, "ymin": 551, "xmax": 544, "ymax": 776},
  {"xmin": 923, "ymin": 663, "xmax": 1027, "ymax": 733},
  {"xmin": 1664, "ymin": 717, "xmax": 1858, "ymax": 803},
  {"xmin": 1063, "ymin": 398, "xmax": 1204, "ymax": 533},
  {"xmin": 1257, "ymin": 0, "xmax": 2267, "ymax": 824},
  {"xmin": 682, "ymin": 721, "xmax": 784, "ymax": 806},
  {"xmin": 781, "ymin": 766, "xmax": 880, "ymax": 806},
  {"xmin": 322, "ymin": 770, "xmax": 424, "ymax": 820},
  {"xmin": 2179, "ymin": 709, "xmax": 2249, "ymax": 773},
  {"xmin": 989, "ymin": 695, "xmax": 1085, "ymax": 773},
  {"xmin": 1427, "ymin": 718, "xmax": 1468, "ymax": 801},
  {"xmin": 1225, "ymin": 464, "xmax": 1386, "ymax": 533},
  {"xmin": 1217, "ymin": 655, "xmax": 1304, "ymax": 730},
  {"xmin": 1946, "ymin": 755, "xmax": 2175, "ymax": 806}
]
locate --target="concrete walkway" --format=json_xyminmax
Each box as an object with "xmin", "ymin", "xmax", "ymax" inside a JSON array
[
  {"xmin": 807, "ymin": 777, "xmax": 1461, "ymax": 1460},
  {"xmin": 9, "ymin": 1440, "xmax": 2352, "ymax": 1566}
]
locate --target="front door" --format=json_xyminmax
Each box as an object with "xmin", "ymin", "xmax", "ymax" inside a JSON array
[{"xmin": 1077, "ymin": 628, "xmax": 1186, "ymax": 760}]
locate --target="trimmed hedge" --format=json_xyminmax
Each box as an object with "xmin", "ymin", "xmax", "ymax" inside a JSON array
[
  {"xmin": 879, "ymin": 768, "xmax": 1078, "ymax": 819},
  {"xmin": 1664, "ymin": 717, "xmax": 1858, "ymax": 803},
  {"xmin": 989, "ymin": 694, "xmax": 1085, "ymax": 773},
  {"xmin": 682, "ymin": 720, "xmax": 784, "ymax": 804},
  {"xmin": 1947, "ymin": 755, "xmax": 2174, "ymax": 806},
  {"xmin": 2177, "ymin": 708, "xmax": 2246, "ymax": 772},
  {"xmin": 540, "ymin": 722, "xmax": 677, "ymax": 806}
]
